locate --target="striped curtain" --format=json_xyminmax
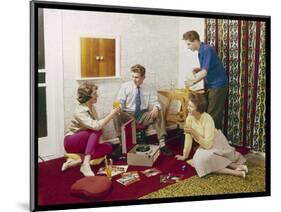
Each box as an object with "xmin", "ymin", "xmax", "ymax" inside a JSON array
[{"xmin": 205, "ymin": 19, "xmax": 266, "ymax": 152}]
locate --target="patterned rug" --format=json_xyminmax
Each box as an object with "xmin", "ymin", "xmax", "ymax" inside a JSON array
[{"xmin": 140, "ymin": 161, "xmax": 265, "ymax": 199}]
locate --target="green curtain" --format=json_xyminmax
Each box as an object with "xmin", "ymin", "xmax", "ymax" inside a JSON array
[{"xmin": 205, "ymin": 19, "xmax": 266, "ymax": 152}]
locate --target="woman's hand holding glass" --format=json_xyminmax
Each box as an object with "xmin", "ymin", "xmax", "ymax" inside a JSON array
[
  {"xmin": 184, "ymin": 125, "xmax": 201, "ymax": 144},
  {"xmin": 112, "ymin": 101, "xmax": 122, "ymax": 115},
  {"xmin": 112, "ymin": 107, "xmax": 121, "ymax": 115},
  {"xmin": 184, "ymin": 126, "xmax": 193, "ymax": 134}
]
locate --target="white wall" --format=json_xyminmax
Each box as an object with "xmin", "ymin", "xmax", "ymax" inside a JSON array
[
  {"xmin": 60, "ymin": 10, "xmax": 180, "ymax": 139},
  {"xmin": 178, "ymin": 17, "xmax": 205, "ymax": 89}
]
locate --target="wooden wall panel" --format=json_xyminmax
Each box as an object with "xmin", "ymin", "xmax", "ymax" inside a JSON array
[
  {"xmin": 80, "ymin": 38, "xmax": 99, "ymax": 77},
  {"xmin": 99, "ymin": 39, "xmax": 115, "ymax": 77}
]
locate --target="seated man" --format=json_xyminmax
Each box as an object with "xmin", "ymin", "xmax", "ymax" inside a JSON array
[{"xmin": 113, "ymin": 64, "xmax": 173, "ymax": 156}]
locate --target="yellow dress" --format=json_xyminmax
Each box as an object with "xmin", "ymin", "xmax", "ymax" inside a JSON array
[{"xmin": 184, "ymin": 112, "xmax": 246, "ymax": 177}]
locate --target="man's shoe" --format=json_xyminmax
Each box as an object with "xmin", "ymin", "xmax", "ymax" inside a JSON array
[{"xmin": 160, "ymin": 145, "xmax": 173, "ymax": 156}]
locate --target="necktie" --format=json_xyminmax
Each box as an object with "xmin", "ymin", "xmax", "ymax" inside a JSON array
[{"xmin": 135, "ymin": 86, "xmax": 141, "ymax": 121}]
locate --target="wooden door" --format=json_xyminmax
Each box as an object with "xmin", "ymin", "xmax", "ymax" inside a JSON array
[
  {"xmin": 80, "ymin": 38, "xmax": 99, "ymax": 77},
  {"xmin": 99, "ymin": 38, "xmax": 115, "ymax": 77}
]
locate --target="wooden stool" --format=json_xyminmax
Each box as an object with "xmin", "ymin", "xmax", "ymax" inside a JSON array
[
  {"xmin": 158, "ymin": 88, "xmax": 190, "ymax": 127},
  {"xmin": 158, "ymin": 88, "xmax": 205, "ymax": 128}
]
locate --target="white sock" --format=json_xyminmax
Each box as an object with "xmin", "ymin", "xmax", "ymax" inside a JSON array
[
  {"xmin": 159, "ymin": 137, "xmax": 166, "ymax": 148},
  {"xmin": 80, "ymin": 163, "xmax": 95, "ymax": 177},
  {"xmin": 159, "ymin": 142, "xmax": 165, "ymax": 148},
  {"xmin": 61, "ymin": 158, "xmax": 82, "ymax": 172}
]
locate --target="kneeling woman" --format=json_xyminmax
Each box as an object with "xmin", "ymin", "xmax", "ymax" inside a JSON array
[
  {"xmin": 175, "ymin": 92, "xmax": 248, "ymax": 178},
  {"xmin": 62, "ymin": 82, "xmax": 121, "ymax": 176}
]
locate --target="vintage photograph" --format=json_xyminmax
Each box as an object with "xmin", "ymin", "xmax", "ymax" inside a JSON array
[{"xmin": 30, "ymin": 1, "xmax": 270, "ymax": 211}]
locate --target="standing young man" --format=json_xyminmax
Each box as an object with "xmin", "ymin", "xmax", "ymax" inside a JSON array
[
  {"xmin": 183, "ymin": 30, "xmax": 228, "ymax": 130},
  {"xmin": 113, "ymin": 64, "xmax": 173, "ymax": 156}
]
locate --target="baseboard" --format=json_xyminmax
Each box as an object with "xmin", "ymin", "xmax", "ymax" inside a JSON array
[{"xmin": 40, "ymin": 154, "xmax": 64, "ymax": 162}]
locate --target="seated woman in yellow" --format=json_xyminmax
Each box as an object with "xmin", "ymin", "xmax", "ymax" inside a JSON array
[{"xmin": 175, "ymin": 92, "xmax": 248, "ymax": 178}]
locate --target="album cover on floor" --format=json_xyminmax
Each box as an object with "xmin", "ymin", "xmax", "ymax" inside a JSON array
[{"xmin": 30, "ymin": 0, "xmax": 271, "ymax": 211}]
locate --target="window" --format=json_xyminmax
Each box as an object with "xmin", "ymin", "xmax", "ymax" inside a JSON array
[
  {"xmin": 38, "ymin": 8, "xmax": 47, "ymax": 138},
  {"xmin": 38, "ymin": 8, "xmax": 45, "ymax": 69}
]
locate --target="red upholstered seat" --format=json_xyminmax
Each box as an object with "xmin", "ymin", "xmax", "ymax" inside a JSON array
[{"xmin": 71, "ymin": 176, "xmax": 112, "ymax": 199}]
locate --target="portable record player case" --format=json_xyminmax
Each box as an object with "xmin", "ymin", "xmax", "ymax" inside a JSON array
[{"xmin": 121, "ymin": 119, "xmax": 160, "ymax": 167}]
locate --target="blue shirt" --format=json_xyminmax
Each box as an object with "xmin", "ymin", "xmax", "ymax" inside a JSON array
[{"xmin": 198, "ymin": 43, "xmax": 228, "ymax": 89}]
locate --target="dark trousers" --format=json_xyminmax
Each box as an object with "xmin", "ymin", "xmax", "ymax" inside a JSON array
[{"xmin": 206, "ymin": 85, "xmax": 228, "ymax": 130}]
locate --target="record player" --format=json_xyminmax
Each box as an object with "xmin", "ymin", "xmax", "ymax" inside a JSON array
[{"xmin": 121, "ymin": 119, "xmax": 160, "ymax": 167}]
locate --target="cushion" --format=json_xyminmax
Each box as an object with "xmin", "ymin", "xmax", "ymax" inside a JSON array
[{"xmin": 71, "ymin": 176, "xmax": 112, "ymax": 199}]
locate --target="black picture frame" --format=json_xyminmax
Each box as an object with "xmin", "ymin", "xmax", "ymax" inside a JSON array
[{"xmin": 30, "ymin": 1, "xmax": 271, "ymax": 211}]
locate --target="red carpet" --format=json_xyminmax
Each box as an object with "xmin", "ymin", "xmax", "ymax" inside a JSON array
[{"xmin": 38, "ymin": 132, "xmax": 249, "ymax": 206}]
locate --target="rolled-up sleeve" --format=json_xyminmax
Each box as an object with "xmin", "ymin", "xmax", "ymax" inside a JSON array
[{"xmin": 200, "ymin": 47, "xmax": 213, "ymax": 71}]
